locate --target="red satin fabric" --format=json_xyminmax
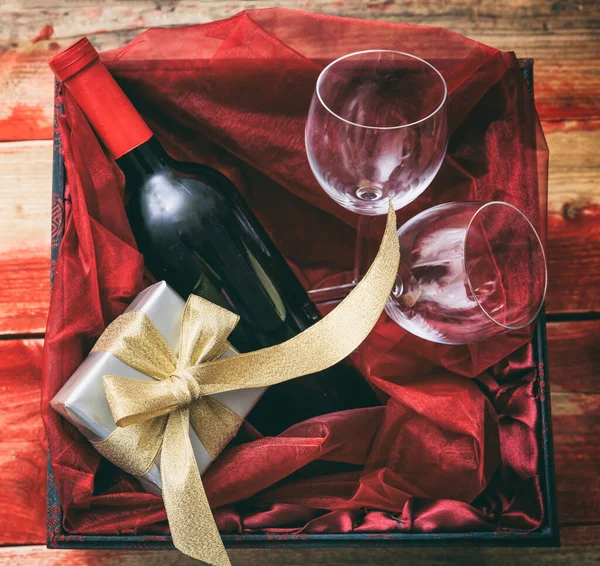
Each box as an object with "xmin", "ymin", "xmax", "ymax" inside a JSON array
[{"xmin": 42, "ymin": 9, "xmax": 548, "ymax": 537}]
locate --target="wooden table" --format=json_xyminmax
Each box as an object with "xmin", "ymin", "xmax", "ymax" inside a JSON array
[{"xmin": 1, "ymin": 1, "xmax": 598, "ymax": 564}]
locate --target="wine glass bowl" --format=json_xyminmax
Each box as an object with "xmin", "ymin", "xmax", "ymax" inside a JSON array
[
  {"xmin": 385, "ymin": 202, "xmax": 547, "ymax": 345},
  {"xmin": 306, "ymin": 50, "xmax": 448, "ymax": 216}
]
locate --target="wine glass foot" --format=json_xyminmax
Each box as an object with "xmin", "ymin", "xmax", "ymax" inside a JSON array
[
  {"xmin": 355, "ymin": 183, "xmax": 383, "ymax": 201},
  {"xmin": 308, "ymin": 271, "xmax": 358, "ymax": 306}
]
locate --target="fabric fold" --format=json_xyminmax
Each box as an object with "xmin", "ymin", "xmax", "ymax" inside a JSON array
[{"xmin": 43, "ymin": 7, "xmax": 547, "ymax": 542}]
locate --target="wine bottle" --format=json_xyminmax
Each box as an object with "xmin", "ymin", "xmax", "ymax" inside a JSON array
[{"xmin": 49, "ymin": 38, "xmax": 381, "ymax": 436}]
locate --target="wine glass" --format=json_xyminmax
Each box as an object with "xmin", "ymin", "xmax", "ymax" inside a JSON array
[
  {"xmin": 385, "ymin": 202, "xmax": 547, "ymax": 344},
  {"xmin": 306, "ymin": 50, "xmax": 448, "ymax": 303}
]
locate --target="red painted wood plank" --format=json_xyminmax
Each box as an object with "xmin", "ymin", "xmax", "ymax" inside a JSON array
[
  {"xmin": 561, "ymin": 524, "xmax": 600, "ymax": 546},
  {"xmin": 546, "ymin": 204, "xmax": 600, "ymax": 313},
  {"xmin": 0, "ymin": 339, "xmax": 46, "ymax": 545},
  {"xmin": 548, "ymin": 320, "xmax": 600, "ymax": 394},
  {"xmin": 553, "ymin": 392, "xmax": 600, "ymax": 525},
  {"xmin": 0, "ymin": 45, "xmax": 58, "ymax": 141},
  {"xmin": 0, "ymin": 339, "xmax": 44, "ymax": 442},
  {"xmin": 535, "ymin": 60, "xmax": 600, "ymax": 123},
  {"xmin": 545, "ymin": 123, "xmax": 600, "ymax": 313},
  {"xmin": 0, "ymin": 245, "xmax": 50, "ymax": 336},
  {"xmin": 0, "ymin": 442, "xmax": 47, "ymax": 544},
  {"xmin": 0, "ymin": 139, "xmax": 52, "ymax": 336}
]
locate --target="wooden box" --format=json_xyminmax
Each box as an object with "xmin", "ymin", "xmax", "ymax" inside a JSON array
[{"xmin": 46, "ymin": 59, "xmax": 560, "ymax": 551}]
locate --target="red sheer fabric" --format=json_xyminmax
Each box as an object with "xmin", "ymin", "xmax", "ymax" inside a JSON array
[{"xmin": 42, "ymin": 8, "xmax": 548, "ymax": 537}]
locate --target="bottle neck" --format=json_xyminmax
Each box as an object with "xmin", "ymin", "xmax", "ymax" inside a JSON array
[
  {"xmin": 61, "ymin": 57, "xmax": 153, "ymax": 159},
  {"xmin": 116, "ymin": 137, "xmax": 172, "ymax": 185}
]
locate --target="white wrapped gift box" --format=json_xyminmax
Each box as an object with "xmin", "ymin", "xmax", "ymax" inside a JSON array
[{"xmin": 51, "ymin": 281, "xmax": 266, "ymax": 495}]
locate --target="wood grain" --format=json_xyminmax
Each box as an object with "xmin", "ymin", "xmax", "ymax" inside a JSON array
[
  {"xmin": 561, "ymin": 524, "xmax": 600, "ymax": 546},
  {"xmin": 0, "ymin": 44, "xmax": 60, "ymax": 141},
  {"xmin": 0, "ymin": 339, "xmax": 46, "ymax": 545},
  {"xmin": 1, "ymin": 533, "xmax": 599, "ymax": 566},
  {"xmin": 548, "ymin": 320, "xmax": 600, "ymax": 394},
  {"xmin": 0, "ymin": 141, "xmax": 51, "ymax": 249},
  {"xmin": 3, "ymin": 0, "xmax": 599, "ymax": 47},
  {"xmin": 0, "ymin": 245, "xmax": 50, "ymax": 336},
  {"xmin": 545, "ymin": 124, "xmax": 600, "ymax": 313},
  {"xmin": 0, "ymin": 140, "xmax": 51, "ymax": 335},
  {"xmin": 553, "ymin": 392, "xmax": 600, "ymax": 525}
]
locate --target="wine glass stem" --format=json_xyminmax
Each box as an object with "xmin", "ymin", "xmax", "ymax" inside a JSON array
[
  {"xmin": 353, "ymin": 214, "xmax": 380, "ymax": 283},
  {"xmin": 307, "ymin": 214, "xmax": 385, "ymax": 306}
]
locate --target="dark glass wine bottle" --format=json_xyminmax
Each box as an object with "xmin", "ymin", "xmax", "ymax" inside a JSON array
[{"xmin": 49, "ymin": 38, "xmax": 380, "ymax": 435}]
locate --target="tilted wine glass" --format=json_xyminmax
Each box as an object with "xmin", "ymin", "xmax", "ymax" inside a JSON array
[
  {"xmin": 306, "ymin": 49, "xmax": 447, "ymax": 302},
  {"xmin": 385, "ymin": 201, "xmax": 548, "ymax": 344}
]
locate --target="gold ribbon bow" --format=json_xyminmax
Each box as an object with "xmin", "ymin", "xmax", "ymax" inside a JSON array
[{"xmin": 90, "ymin": 203, "xmax": 399, "ymax": 566}]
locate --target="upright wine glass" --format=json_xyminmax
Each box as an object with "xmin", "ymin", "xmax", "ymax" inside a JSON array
[
  {"xmin": 385, "ymin": 201, "xmax": 548, "ymax": 344},
  {"xmin": 306, "ymin": 49, "xmax": 447, "ymax": 303}
]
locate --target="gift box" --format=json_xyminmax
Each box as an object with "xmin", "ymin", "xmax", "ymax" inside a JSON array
[
  {"xmin": 45, "ymin": 9, "xmax": 559, "ymax": 554},
  {"xmin": 50, "ymin": 280, "xmax": 266, "ymax": 496}
]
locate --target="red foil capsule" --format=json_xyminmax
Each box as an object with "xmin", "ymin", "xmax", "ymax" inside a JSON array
[{"xmin": 49, "ymin": 37, "xmax": 153, "ymax": 159}]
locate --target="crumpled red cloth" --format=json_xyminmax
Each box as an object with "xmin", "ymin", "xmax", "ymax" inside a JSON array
[{"xmin": 42, "ymin": 8, "xmax": 548, "ymax": 537}]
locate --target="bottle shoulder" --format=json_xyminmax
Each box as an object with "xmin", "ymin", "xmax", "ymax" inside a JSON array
[{"xmin": 132, "ymin": 170, "xmax": 233, "ymax": 231}]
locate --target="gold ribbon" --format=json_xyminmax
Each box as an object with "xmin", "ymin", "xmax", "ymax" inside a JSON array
[{"xmin": 91, "ymin": 202, "xmax": 399, "ymax": 565}]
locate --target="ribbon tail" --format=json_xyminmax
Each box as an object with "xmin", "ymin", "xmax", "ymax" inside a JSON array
[
  {"xmin": 161, "ymin": 408, "xmax": 230, "ymax": 566},
  {"xmin": 179, "ymin": 294, "xmax": 239, "ymax": 369},
  {"xmin": 189, "ymin": 397, "xmax": 244, "ymax": 459}
]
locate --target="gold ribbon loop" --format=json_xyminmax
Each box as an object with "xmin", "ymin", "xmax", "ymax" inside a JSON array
[
  {"xmin": 91, "ymin": 202, "xmax": 400, "ymax": 566},
  {"xmin": 178, "ymin": 294, "xmax": 239, "ymax": 368},
  {"xmin": 103, "ymin": 374, "xmax": 181, "ymax": 427}
]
